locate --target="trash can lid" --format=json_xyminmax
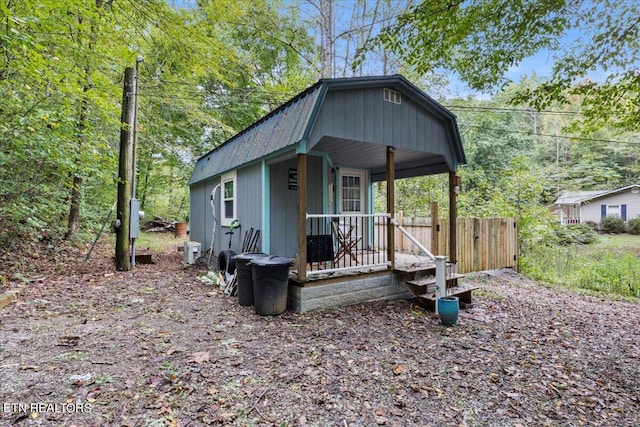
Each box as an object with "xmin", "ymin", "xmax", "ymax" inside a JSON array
[
  {"xmin": 249, "ymin": 255, "xmax": 294, "ymax": 267},
  {"xmin": 233, "ymin": 252, "xmax": 268, "ymax": 261}
]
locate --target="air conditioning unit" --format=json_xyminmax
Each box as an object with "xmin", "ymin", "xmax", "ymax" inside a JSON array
[{"xmin": 183, "ymin": 241, "xmax": 201, "ymax": 265}]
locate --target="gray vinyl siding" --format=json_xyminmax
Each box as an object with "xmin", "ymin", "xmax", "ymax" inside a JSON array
[
  {"xmin": 308, "ymin": 88, "xmax": 451, "ymax": 158},
  {"xmin": 269, "ymin": 155, "xmax": 324, "ymax": 258},
  {"xmin": 236, "ymin": 163, "xmax": 263, "ymax": 252},
  {"xmin": 270, "ymin": 158, "xmax": 298, "ymax": 257},
  {"xmin": 192, "ymin": 167, "xmax": 263, "ymax": 257},
  {"xmin": 204, "ymin": 178, "xmax": 221, "ymax": 255},
  {"xmin": 189, "ymin": 183, "xmax": 207, "ymax": 248},
  {"xmin": 307, "ymin": 156, "xmax": 323, "ymax": 215}
]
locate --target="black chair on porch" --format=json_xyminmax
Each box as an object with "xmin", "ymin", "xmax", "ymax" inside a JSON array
[{"xmin": 306, "ymin": 234, "xmax": 334, "ymax": 271}]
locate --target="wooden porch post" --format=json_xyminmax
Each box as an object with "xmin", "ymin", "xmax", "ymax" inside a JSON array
[
  {"xmin": 430, "ymin": 201, "xmax": 439, "ymax": 256},
  {"xmin": 449, "ymin": 172, "xmax": 460, "ymax": 264},
  {"xmin": 297, "ymin": 153, "xmax": 307, "ymax": 282},
  {"xmin": 386, "ymin": 147, "xmax": 395, "ymax": 269}
]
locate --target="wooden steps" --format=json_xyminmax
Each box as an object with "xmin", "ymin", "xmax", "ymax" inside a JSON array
[
  {"xmin": 397, "ymin": 260, "xmax": 477, "ymax": 312},
  {"xmin": 414, "ymin": 284, "xmax": 478, "ymax": 311},
  {"xmin": 405, "ymin": 273, "xmax": 466, "ymax": 295}
]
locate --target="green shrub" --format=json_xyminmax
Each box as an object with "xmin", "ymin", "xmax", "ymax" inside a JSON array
[
  {"xmin": 521, "ymin": 232, "xmax": 640, "ymax": 299},
  {"xmin": 568, "ymin": 223, "xmax": 598, "ymax": 244},
  {"xmin": 628, "ymin": 217, "xmax": 640, "ymax": 235},
  {"xmin": 551, "ymin": 222, "xmax": 598, "ymax": 245},
  {"xmin": 600, "ymin": 216, "xmax": 625, "ymax": 234},
  {"xmin": 583, "ymin": 220, "xmax": 598, "ymax": 230}
]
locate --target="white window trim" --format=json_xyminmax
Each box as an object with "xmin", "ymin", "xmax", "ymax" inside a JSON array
[
  {"xmin": 606, "ymin": 205, "xmax": 620, "ymax": 218},
  {"xmin": 221, "ymin": 171, "xmax": 237, "ymax": 227},
  {"xmin": 383, "ymin": 88, "xmax": 401, "ymax": 104}
]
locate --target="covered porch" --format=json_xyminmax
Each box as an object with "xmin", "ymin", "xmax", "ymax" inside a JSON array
[
  {"xmin": 287, "ymin": 142, "xmax": 469, "ymax": 312},
  {"xmin": 292, "ymin": 147, "xmax": 463, "ymax": 283}
]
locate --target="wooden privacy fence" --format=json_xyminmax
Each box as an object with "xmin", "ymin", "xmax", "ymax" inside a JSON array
[{"xmin": 376, "ymin": 213, "xmax": 519, "ymax": 274}]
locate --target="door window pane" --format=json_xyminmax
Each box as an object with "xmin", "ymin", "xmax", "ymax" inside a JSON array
[{"xmin": 341, "ymin": 175, "xmax": 361, "ymax": 212}]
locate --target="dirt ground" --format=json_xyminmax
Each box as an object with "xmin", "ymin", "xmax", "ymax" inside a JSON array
[{"xmin": 1, "ymin": 240, "xmax": 639, "ymax": 426}]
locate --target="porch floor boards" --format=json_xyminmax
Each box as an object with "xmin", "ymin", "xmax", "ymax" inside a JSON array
[
  {"xmin": 287, "ymin": 252, "xmax": 477, "ymax": 313},
  {"xmin": 291, "ymin": 252, "xmax": 440, "ymax": 282}
]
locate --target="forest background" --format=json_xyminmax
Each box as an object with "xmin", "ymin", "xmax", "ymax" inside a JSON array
[{"xmin": 1, "ymin": 0, "xmax": 639, "ymax": 284}]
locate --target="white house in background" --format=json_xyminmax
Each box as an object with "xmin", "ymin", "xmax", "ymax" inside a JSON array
[{"xmin": 554, "ymin": 184, "xmax": 640, "ymax": 225}]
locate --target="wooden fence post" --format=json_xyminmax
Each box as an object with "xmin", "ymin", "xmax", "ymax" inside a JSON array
[
  {"xmin": 448, "ymin": 172, "xmax": 459, "ymax": 264},
  {"xmin": 430, "ymin": 201, "xmax": 439, "ymax": 255}
]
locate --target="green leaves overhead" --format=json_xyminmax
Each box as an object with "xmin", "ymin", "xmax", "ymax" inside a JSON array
[
  {"xmin": 377, "ymin": 0, "xmax": 640, "ymax": 132},
  {"xmin": 0, "ymin": 0, "xmax": 316, "ymax": 243},
  {"xmin": 375, "ymin": 0, "xmax": 569, "ymax": 90}
]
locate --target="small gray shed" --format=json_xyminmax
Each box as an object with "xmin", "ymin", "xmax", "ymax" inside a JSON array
[{"xmin": 188, "ymin": 75, "xmax": 466, "ymax": 291}]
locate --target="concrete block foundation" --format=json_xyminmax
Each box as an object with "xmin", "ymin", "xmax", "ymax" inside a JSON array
[{"xmin": 288, "ymin": 270, "xmax": 413, "ymax": 313}]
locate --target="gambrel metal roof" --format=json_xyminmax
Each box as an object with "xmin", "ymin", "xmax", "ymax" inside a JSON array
[{"xmin": 189, "ymin": 75, "xmax": 466, "ymax": 185}]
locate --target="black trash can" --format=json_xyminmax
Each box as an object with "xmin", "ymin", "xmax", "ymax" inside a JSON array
[
  {"xmin": 233, "ymin": 252, "xmax": 267, "ymax": 306},
  {"xmin": 250, "ymin": 256, "xmax": 293, "ymax": 316}
]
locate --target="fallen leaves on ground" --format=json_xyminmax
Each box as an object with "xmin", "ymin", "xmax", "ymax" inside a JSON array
[{"xmin": 0, "ymin": 240, "xmax": 639, "ymax": 426}]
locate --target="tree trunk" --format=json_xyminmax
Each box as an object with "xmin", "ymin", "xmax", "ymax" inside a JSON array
[
  {"xmin": 320, "ymin": 0, "xmax": 334, "ymax": 77},
  {"xmin": 115, "ymin": 67, "xmax": 136, "ymax": 271},
  {"xmin": 65, "ymin": 175, "xmax": 82, "ymax": 239},
  {"xmin": 65, "ymin": 1, "xmax": 105, "ymax": 239},
  {"xmin": 65, "ymin": 83, "xmax": 89, "ymax": 240}
]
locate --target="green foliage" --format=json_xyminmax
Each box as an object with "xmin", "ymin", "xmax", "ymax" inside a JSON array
[
  {"xmin": 553, "ymin": 223, "xmax": 598, "ymax": 246},
  {"xmin": 599, "ymin": 216, "xmax": 626, "ymax": 234},
  {"xmin": 627, "ymin": 217, "xmax": 640, "ymax": 235},
  {"xmin": 376, "ymin": 175, "xmax": 448, "ymax": 217},
  {"xmin": 132, "ymin": 0, "xmax": 316, "ymax": 222},
  {"xmin": 375, "ymin": 0, "xmax": 568, "ymax": 91},
  {"xmin": 0, "ymin": 0, "xmax": 316, "ymax": 243},
  {"xmin": 521, "ymin": 236, "xmax": 640, "ymax": 299},
  {"xmin": 569, "ymin": 252, "xmax": 640, "ymax": 299},
  {"xmin": 376, "ymin": 0, "xmax": 640, "ymax": 132},
  {"xmin": 518, "ymin": 244, "xmax": 561, "ymax": 284}
]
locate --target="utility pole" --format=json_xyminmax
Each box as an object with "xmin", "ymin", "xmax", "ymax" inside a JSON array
[
  {"xmin": 115, "ymin": 67, "xmax": 135, "ymax": 271},
  {"xmin": 130, "ymin": 56, "xmax": 143, "ymax": 268}
]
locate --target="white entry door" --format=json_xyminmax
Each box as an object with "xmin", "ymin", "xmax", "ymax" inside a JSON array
[
  {"xmin": 339, "ymin": 169, "xmax": 366, "ymax": 215},
  {"xmin": 338, "ymin": 169, "xmax": 366, "ymax": 249}
]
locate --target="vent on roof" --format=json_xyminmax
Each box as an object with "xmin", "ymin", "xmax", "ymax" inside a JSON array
[{"xmin": 383, "ymin": 88, "xmax": 401, "ymax": 104}]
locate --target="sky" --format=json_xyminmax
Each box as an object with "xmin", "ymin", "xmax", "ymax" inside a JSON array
[{"xmin": 165, "ymin": 0, "xmax": 594, "ymax": 99}]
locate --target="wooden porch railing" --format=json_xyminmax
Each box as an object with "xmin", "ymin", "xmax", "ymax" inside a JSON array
[{"xmin": 305, "ymin": 213, "xmax": 391, "ymax": 276}]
